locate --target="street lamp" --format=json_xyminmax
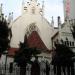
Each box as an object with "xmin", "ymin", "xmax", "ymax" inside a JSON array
[{"xmin": 3, "ymin": 50, "xmax": 8, "ymax": 75}]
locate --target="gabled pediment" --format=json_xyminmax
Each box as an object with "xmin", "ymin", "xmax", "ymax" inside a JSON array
[{"xmin": 27, "ymin": 31, "xmax": 48, "ymax": 51}]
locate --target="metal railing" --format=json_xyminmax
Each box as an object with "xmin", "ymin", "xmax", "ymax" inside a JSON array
[{"xmin": 0, "ymin": 62, "xmax": 75, "ymax": 75}]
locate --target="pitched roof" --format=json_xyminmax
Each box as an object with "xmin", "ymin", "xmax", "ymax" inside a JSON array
[{"xmin": 27, "ymin": 31, "xmax": 48, "ymax": 51}]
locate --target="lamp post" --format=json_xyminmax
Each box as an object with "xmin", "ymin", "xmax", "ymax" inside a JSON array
[{"xmin": 4, "ymin": 50, "xmax": 8, "ymax": 75}]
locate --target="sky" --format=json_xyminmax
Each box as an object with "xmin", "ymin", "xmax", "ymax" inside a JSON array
[{"xmin": 0, "ymin": 0, "xmax": 64, "ymax": 26}]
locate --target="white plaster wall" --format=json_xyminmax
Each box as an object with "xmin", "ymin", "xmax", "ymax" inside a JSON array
[
  {"xmin": 10, "ymin": 13, "xmax": 53, "ymax": 50},
  {"xmin": 0, "ymin": 55, "xmax": 14, "ymax": 64},
  {"xmin": 10, "ymin": 0, "xmax": 55, "ymax": 50},
  {"xmin": 60, "ymin": 21, "xmax": 74, "ymax": 41}
]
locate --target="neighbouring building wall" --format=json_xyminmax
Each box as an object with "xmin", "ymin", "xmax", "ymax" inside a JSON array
[{"xmin": 52, "ymin": 20, "xmax": 75, "ymax": 52}]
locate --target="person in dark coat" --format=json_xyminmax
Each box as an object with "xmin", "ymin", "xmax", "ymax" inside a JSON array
[
  {"xmin": 46, "ymin": 61, "xmax": 50, "ymax": 75},
  {"xmin": 31, "ymin": 56, "xmax": 40, "ymax": 75}
]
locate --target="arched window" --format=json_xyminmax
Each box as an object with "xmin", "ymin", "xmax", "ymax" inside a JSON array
[{"xmin": 26, "ymin": 23, "xmax": 40, "ymax": 37}]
